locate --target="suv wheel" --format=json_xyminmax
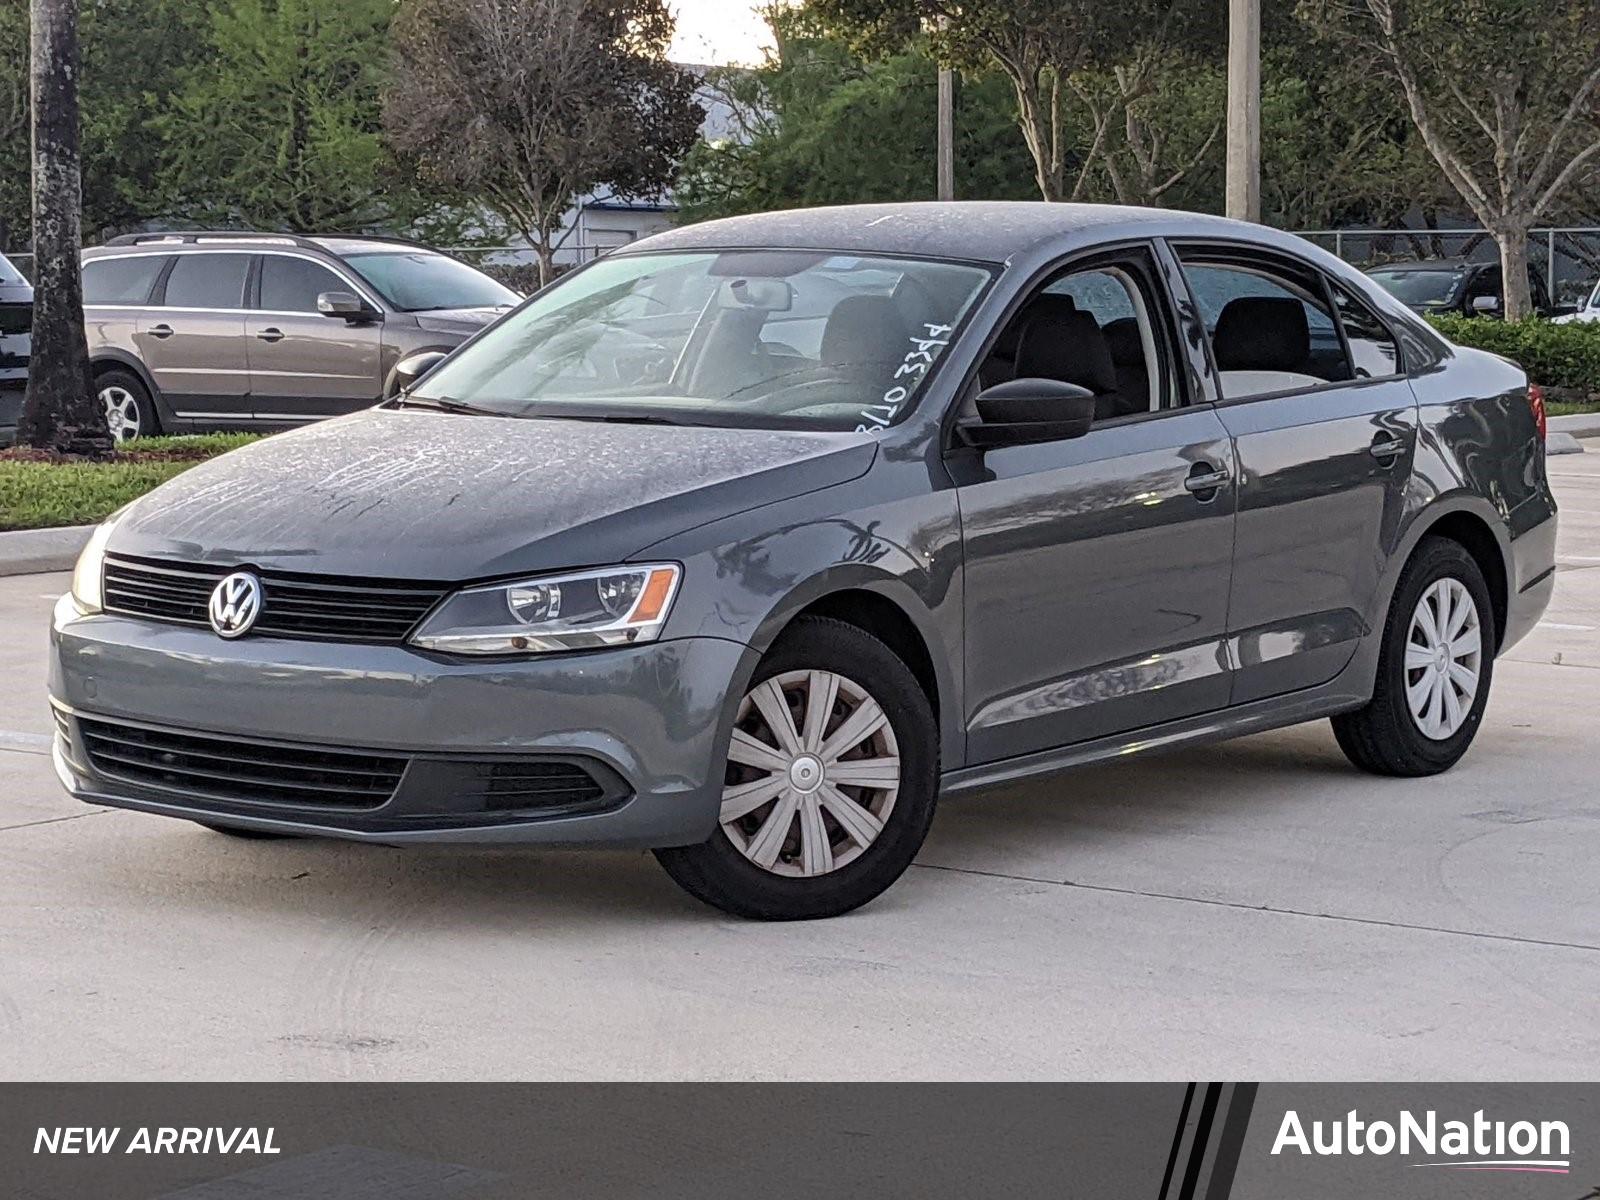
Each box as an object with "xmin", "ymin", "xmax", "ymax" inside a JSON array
[
  {"xmin": 1332, "ymin": 536, "xmax": 1495, "ymax": 776},
  {"xmin": 98, "ymin": 370, "xmax": 157, "ymax": 443},
  {"xmin": 655, "ymin": 617, "xmax": 938, "ymax": 920}
]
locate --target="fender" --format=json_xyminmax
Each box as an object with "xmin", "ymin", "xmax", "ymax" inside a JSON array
[{"xmin": 89, "ymin": 349, "xmax": 161, "ymax": 408}]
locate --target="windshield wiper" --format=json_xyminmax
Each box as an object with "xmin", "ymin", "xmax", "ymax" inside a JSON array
[{"xmin": 392, "ymin": 393, "xmax": 505, "ymax": 416}]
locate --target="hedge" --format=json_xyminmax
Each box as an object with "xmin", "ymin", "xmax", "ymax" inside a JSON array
[{"xmin": 1425, "ymin": 314, "xmax": 1600, "ymax": 399}]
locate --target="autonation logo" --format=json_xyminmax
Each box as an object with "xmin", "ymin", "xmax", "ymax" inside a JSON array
[{"xmin": 1273, "ymin": 1109, "xmax": 1572, "ymax": 1174}]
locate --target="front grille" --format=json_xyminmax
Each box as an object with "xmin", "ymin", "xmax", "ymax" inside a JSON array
[
  {"xmin": 102, "ymin": 555, "xmax": 447, "ymax": 642},
  {"xmin": 77, "ymin": 717, "xmax": 407, "ymax": 809}
]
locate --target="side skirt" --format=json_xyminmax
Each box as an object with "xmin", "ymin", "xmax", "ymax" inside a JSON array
[{"xmin": 940, "ymin": 683, "xmax": 1368, "ymax": 798}]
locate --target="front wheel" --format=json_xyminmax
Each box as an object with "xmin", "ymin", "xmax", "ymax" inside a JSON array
[
  {"xmin": 655, "ymin": 617, "xmax": 939, "ymax": 920},
  {"xmin": 1332, "ymin": 536, "xmax": 1495, "ymax": 776}
]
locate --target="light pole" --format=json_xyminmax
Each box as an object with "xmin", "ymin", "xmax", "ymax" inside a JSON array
[
  {"xmin": 936, "ymin": 66, "xmax": 955, "ymax": 201},
  {"xmin": 1225, "ymin": 0, "xmax": 1261, "ymax": 222}
]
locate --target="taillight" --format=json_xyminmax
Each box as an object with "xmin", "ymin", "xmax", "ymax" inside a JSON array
[{"xmin": 1528, "ymin": 383, "xmax": 1548, "ymax": 442}]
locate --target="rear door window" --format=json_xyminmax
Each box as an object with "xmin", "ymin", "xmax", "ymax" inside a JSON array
[
  {"xmin": 1177, "ymin": 254, "xmax": 1351, "ymax": 399},
  {"xmin": 159, "ymin": 253, "xmax": 251, "ymax": 309},
  {"xmin": 83, "ymin": 256, "xmax": 169, "ymax": 305}
]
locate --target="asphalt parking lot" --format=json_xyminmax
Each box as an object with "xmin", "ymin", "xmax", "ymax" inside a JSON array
[{"xmin": 2, "ymin": 446, "xmax": 1598, "ymax": 1081}]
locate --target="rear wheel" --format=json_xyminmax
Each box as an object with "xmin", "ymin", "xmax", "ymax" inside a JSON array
[
  {"xmin": 654, "ymin": 617, "xmax": 938, "ymax": 920},
  {"xmin": 97, "ymin": 369, "xmax": 157, "ymax": 443},
  {"xmin": 1332, "ymin": 536, "xmax": 1495, "ymax": 776}
]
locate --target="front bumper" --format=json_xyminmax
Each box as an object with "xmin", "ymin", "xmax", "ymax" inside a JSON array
[{"xmin": 49, "ymin": 596, "xmax": 756, "ymax": 847}]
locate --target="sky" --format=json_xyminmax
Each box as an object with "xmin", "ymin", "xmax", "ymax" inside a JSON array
[{"xmin": 668, "ymin": 0, "xmax": 775, "ymax": 66}]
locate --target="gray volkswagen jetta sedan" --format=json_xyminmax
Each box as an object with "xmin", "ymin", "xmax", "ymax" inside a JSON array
[{"xmin": 50, "ymin": 203, "xmax": 1557, "ymax": 920}]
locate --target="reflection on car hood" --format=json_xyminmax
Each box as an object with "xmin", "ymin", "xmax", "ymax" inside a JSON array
[
  {"xmin": 414, "ymin": 307, "xmax": 510, "ymax": 334},
  {"xmin": 109, "ymin": 409, "xmax": 878, "ymax": 580}
]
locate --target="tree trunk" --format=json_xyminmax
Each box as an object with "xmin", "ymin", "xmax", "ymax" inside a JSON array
[
  {"xmin": 1496, "ymin": 226, "xmax": 1534, "ymax": 320},
  {"xmin": 534, "ymin": 239, "xmax": 556, "ymax": 290},
  {"xmin": 19, "ymin": 0, "xmax": 107, "ymax": 453}
]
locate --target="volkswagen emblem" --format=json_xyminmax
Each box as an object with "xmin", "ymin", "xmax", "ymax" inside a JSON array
[{"xmin": 208, "ymin": 571, "xmax": 263, "ymax": 638}]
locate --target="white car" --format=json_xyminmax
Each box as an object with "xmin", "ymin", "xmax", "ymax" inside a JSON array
[{"xmin": 1553, "ymin": 278, "xmax": 1600, "ymax": 324}]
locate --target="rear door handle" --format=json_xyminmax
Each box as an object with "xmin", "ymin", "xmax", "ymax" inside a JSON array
[
  {"xmin": 1184, "ymin": 464, "xmax": 1231, "ymax": 496},
  {"xmin": 1370, "ymin": 432, "xmax": 1407, "ymax": 461},
  {"xmin": 147, "ymin": 323, "xmax": 174, "ymax": 339},
  {"xmin": 255, "ymin": 327, "xmax": 284, "ymax": 343}
]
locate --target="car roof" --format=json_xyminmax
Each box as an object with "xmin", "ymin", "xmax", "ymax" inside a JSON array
[{"xmin": 622, "ymin": 201, "xmax": 1289, "ymax": 265}]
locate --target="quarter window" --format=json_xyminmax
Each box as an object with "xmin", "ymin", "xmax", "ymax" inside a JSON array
[
  {"xmin": 1329, "ymin": 281, "xmax": 1401, "ymax": 379},
  {"xmin": 258, "ymin": 256, "xmax": 349, "ymax": 313},
  {"xmin": 160, "ymin": 253, "xmax": 251, "ymax": 309},
  {"xmin": 82, "ymin": 256, "xmax": 168, "ymax": 305},
  {"xmin": 1179, "ymin": 256, "xmax": 1349, "ymax": 400}
]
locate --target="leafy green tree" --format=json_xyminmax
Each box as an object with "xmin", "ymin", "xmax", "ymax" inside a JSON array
[
  {"xmin": 677, "ymin": 14, "xmax": 1037, "ymax": 221},
  {"xmin": 155, "ymin": 0, "xmax": 418, "ymax": 232},
  {"xmin": 1303, "ymin": 0, "xmax": 1600, "ymax": 317},
  {"xmin": 385, "ymin": 0, "xmax": 704, "ymax": 287},
  {"xmin": 811, "ymin": 0, "xmax": 1222, "ymax": 203}
]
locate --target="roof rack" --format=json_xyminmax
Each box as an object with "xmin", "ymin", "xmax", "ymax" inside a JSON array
[
  {"xmin": 102, "ymin": 231, "xmax": 329, "ymax": 250},
  {"xmin": 101, "ymin": 231, "xmax": 442, "ymax": 253}
]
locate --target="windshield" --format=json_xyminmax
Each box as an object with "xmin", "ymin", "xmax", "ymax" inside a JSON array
[
  {"xmin": 408, "ymin": 249, "xmax": 993, "ymax": 431},
  {"xmin": 342, "ymin": 251, "xmax": 518, "ymax": 312},
  {"xmin": 1366, "ymin": 267, "xmax": 1465, "ymax": 307}
]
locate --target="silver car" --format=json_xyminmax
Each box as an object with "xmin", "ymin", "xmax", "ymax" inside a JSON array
[
  {"xmin": 50, "ymin": 204, "xmax": 1558, "ymax": 919},
  {"xmin": 81, "ymin": 232, "xmax": 518, "ymax": 440}
]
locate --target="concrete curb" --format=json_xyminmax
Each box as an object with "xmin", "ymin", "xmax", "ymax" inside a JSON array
[
  {"xmin": 0, "ymin": 524, "xmax": 93, "ymax": 576},
  {"xmin": 1547, "ymin": 431, "xmax": 1586, "ymax": 455},
  {"xmin": 1549, "ymin": 412, "xmax": 1600, "ymax": 438}
]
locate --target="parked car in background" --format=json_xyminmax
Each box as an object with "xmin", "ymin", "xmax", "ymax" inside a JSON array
[
  {"xmin": 80, "ymin": 233, "xmax": 519, "ymax": 441},
  {"xmin": 1364, "ymin": 258, "xmax": 1553, "ymax": 318},
  {"xmin": 1552, "ymin": 277, "xmax": 1600, "ymax": 325},
  {"xmin": 0, "ymin": 252, "xmax": 31, "ymax": 446},
  {"xmin": 53, "ymin": 203, "xmax": 1555, "ymax": 919}
]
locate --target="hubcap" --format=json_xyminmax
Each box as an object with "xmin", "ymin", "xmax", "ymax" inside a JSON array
[
  {"xmin": 100, "ymin": 386, "xmax": 142, "ymax": 443},
  {"xmin": 720, "ymin": 669, "xmax": 901, "ymax": 878},
  {"xmin": 1404, "ymin": 577, "xmax": 1483, "ymax": 740}
]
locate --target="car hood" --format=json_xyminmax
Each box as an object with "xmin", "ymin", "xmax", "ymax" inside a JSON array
[
  {"xmin": 109, "ymin": 409, "xmax": 878, "ymax": 580},
  {"xmin": 413, "ymin": 306, "xmax": 512, "ymax": 335}
]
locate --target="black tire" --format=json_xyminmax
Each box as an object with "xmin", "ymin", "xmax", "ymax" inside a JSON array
[
  {"xmin": 655, "ymin": 616, "xmax": 939, "ymax": 920},
  {"xmin": 199, "ymin": 823, "xmax": 296, "ymax": 840},
  {"xmin": 96, "ymin": 368, "xmax": 159, "ymax": 442},
  {"xmin": 1332, "ymin": 536, "xmax": 1496, "ymax": 776}
]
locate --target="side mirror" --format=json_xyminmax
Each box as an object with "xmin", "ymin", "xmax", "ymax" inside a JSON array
[
  {"xmin": 957, "ymin": 378, "xmax": 1097, "ymax": 449},
  {"xmin": 388, "ymin": 349, "xmax": 448, "ymax": 396},
  {"xmin": 317, "ymin": 290, "xmax": 378, "ymax": 321},
  {"xmin": 1470, "ymin": 294, "xmax": 1501, "ymax": 316}
]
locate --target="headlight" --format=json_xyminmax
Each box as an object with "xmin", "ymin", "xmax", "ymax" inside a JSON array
[
  {"xmin": 409, "ymin": 563, "xmax": 681, "ymax": 655},
  {"xmin": 69, "ymin": 517, "xmax": 120, "ymax": 613}
]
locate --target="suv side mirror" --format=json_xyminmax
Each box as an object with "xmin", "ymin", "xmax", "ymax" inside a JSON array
[
  {"xmin": 957, "ymin": 378, "xmax": 1097, "ymax": 449},
  {"xmin": 388, "ymin": 349, "xmax": 448, "ymax": 396},
  {"xmin": 1470, "ymin": 294, "xmax": 1501, "ymax": 316},
  {"xmin": 318, "ymin": 290, "xmax": 378, "ymax": 321}
]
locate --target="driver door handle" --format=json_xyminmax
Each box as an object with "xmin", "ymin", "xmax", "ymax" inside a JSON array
[
  {"xmin": 255, "ymin": 327, "xmax": 285, "ymax": 343},
  {"xmin": 1184, "ymin": 463, "xmax": 1231, "ymax": 496},
  {"xmin": 1370, "ymin": 432, "xmax": 1407, "ymax": 461}
]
